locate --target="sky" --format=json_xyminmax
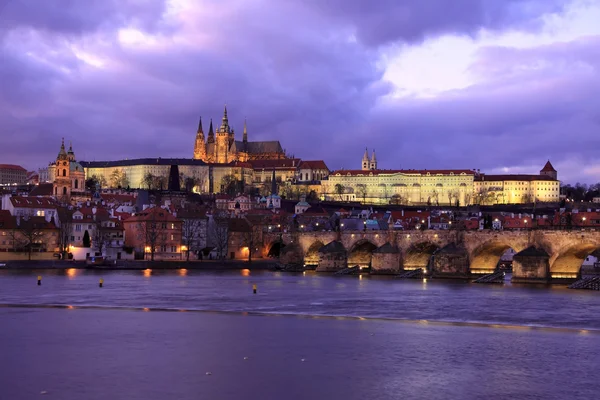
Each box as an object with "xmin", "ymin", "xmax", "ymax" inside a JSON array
[{"xmin": 1, "ymin": 0, "xmax": 599, "ymax": 184}]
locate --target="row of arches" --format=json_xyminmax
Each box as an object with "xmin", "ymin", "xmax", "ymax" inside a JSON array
[{"xmin": 268, "ymin": 238, "xmax": 600, "ymax": 277}]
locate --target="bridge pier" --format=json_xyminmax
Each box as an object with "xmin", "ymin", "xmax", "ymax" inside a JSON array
[
  {"xmin": 431, "ymin": 243, "xmax": 471, "ymax": 279},
  {"xmin": 371, "ymin": 243, "xmax": 401, "ymax": 275},
  {"xmin": 511, "ymin": 246, "xmax": 550, "ymax": 284},
  {"xmin": 316, "ymin": 241, "xmax": 347, "ymax": 272}
]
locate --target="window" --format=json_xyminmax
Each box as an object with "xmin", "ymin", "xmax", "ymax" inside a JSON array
[
  {"xmin": 161, "ymin": 223, "xmax": 167, "ymax": 229},
  {"xmin": 171, "ymin": 223, "xmax": 175, "ymax": 230},
  {"xmin": 171, "ymin": 234, "xmax": 174, "ymax": 241},
  {"xmin": 62, "ymin": 169, "xmax": 66, "ymax": 177},
  {"xmin": 171, "ymin": 246, "xmax": 177, "ymax": 253},
  {"xmin": 62, "ymin": 187, "xmax": 67, "ymax": 195}
]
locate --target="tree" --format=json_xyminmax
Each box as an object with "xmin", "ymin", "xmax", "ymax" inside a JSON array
[
  {"xmin": 142, "ymin": 173, "xmax": 156, "ymax": 190},
  {"xmin": 57, "ymin": 216, "xmax": 72, "ymax": 258},
  {"xmin": 306, "ymin": 190, "xmax": 319, "ymax": 202},
  {"xmin": 390, "ymin": 194, "xmax": 406, "ymax": 205},
  {"xmin": 431, "ymin": 190, "xmax": 440, "ymax": 206},
  {"xmin": 208, "ymin": 215, "xmax": 229, "ymax": 260},
  {"xmin": 82, "ymin": 230, "xmax": 91, "ymax": 248},
  {"xmin": 334, "ymin": 184, "xmax": 345, "ymax": 201},
  {"xmin": 85, "ymin": 176, "xmax": 99, "ymax": 191},
  {"xmin": 136, "ymin": 209, "xmax": 169, "ymax": 261},
  {"xmin": 356, "ymin": 184, "xmax": 367, "ymax": 203},
  {"xmin": 240, "ymin": 222, "xmax": 262, "ymax": 263},
  {"xmin": 92, "ymin": 220, "xmax": 110, "ymax": 256},
  {"xmin": 221, "ymin": 174, "xmax": 241, "ymax": 196},
  {"xmin": 10, "ymin": 214, "xmax": 50, "ymax": 261},
  {"xmin": 110, "ymin": 169, "xmax": 129, "ymax": 188},
  {"xmin": 181, "ymin": 217, "xmax": 205, "ymax": 261}
]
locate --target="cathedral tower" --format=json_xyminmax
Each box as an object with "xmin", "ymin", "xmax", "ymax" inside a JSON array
[
  {"xmin": 193, "ymin": 116, "xmax": 206, "ymax": 160},
  {"xmin": 369, "ymin": 149, "xmax": 377, "ymax": 170},
  {"xmin": 361, "ymin": 148, "xmax": 369, "ymax": 170},
  {"xmin": 215, "ymin": 105, "xmax": 232, "ymax": 163},
  {"xmin": 53, "ymin": 138, "xmax": 71, "ymax": 199}
]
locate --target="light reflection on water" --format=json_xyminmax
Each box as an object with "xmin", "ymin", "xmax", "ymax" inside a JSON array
[{"xmin": 0, "ymin": 269, "xmax": 598, "ymax": 330}]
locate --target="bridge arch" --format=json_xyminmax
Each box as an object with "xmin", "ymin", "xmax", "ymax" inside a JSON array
[
  {"xmin": 304, "ymin": 240, "xmax": 325, "ymax": 267},
  {"xmin": 267, "ymin": 241, "xmax": 286, "ymax": 258},
  {"xmin": 348, "ymin": 239, "xmax": 378, "ymax": 268},
  {"xmin": 469, "ymin": 241, "xmax": 526, "ymax": 274},
  {"xmin": 404, "ymin": 241, "xmax": 440, "ymax": 271},
  {"xmin": 550, "ymin": 241, "xmax": 600, "ymax": 279}
]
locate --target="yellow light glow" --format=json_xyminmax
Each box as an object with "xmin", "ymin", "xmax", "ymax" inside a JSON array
[
  {"xmin": 143, "ymin": 269, "xmax": 152, "ymax": 277},
  {"xmin": 179, "ymin": 268, "xmax": 188, "ymax": 277},
  {"xmin": 66, "ymin": 268, "xmax": 77, "ymax": 279},
  {"xmin": 241, "ymin": 269, "xmax": 250, "ymax": 277},
  {"xmin": 181, "ymin": 245, "xmax": 188, "ymax": 252},
  {"xmin": 144, "ymin": 246, "xmax": 151, "ymax": 252},
  {"xmin": 143, "ymin": 307, "xmax": 150, "ymax": 312},
  {"xmin": 67, "ymin": 305, "xmax": 74, "ymax": 310}
]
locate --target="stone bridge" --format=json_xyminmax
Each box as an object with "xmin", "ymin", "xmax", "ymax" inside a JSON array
[{"xmin": 262, "ymin": 229, "xmax": 600, "ymax": 282}]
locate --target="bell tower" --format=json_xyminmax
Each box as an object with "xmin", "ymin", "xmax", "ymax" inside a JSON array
[
  {"xmin": 216, "ymin": 105, "xmax": 231, "ymax": 163},
  {"xmin": 53, "ymin": 138, "xmax": 71, "ymax": 199},
  {"xmin": 369, "ymin": 149, "xmax": 377, "ymax": 170},
  {"xmin": 361, "ymin": 148, "xmax": 369, "ymax": 170}
]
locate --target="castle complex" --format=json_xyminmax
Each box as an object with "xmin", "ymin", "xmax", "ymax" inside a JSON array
[
  {"xmin": 321, "ymin": 151, "xmax": 560, "ymax": 205},
  {"xmin": 193, "ymin": 106, "xmax": 287, "ymax": 163}
]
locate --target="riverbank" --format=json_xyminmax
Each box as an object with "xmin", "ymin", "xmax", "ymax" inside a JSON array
[{"xmin": 0, "ymin": 259, "xmax": 279, "ymax": 270}]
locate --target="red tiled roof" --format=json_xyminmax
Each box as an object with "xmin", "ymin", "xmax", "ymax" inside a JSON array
[
  {"xmin": 541, "ymin": 160, "xmax": 557, "ymax": 172},
  {"xmin": 10, "ymin": 196, "xmax": 57, "ymax": 208},
  {"xmin": 0, "ymin": 164, "xmax": 27, "ymax": 171},
  {"xmin": 124, "ymin": 207, "xmax": 181, "ymax": 223},
  {"xmin": 299, "ymin": 160, "xmax": 329, "ymax": 170},
  {"xmin": 247, "ymin": 159, "xmax": 301, "ymax": 170},
  {"xmin": 331, "ymin": 169, "xmax": 475, "ymax": 176},
  {"xmin": 476, "ymin": 174, "xmax": 556, "ymax": 182}
]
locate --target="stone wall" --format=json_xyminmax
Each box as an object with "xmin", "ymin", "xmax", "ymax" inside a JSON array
[{"xmin": 371, "ymin": 252, "xmax": 401, "ymax": 274}]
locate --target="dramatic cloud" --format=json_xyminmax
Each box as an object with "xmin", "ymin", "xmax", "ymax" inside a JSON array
[{"xmin": 0, "ymin": 0, "xmax": 599, "ymax": 183}]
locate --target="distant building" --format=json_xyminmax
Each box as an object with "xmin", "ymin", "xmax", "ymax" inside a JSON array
[
  {"xmin": 0, "ymin": 164, "xmax": 27, "ymax": 185},
  {"xmin": 297, "ymin": 160, "xmax": 329, "ymax": 183},
  {"xmin": 123, "ymin": 206, "xmax": 183, "ymax": 260},
  {"xmin": 193, "ymin": 107, "xmax": 287, "ymax": 164},
  {"xmin": 474, "ymin": 161, "xmax": 560, "ymax": 204},
  {"xmin": 48, "ymin": 139, "xmax": 86, "ymax": 201}
]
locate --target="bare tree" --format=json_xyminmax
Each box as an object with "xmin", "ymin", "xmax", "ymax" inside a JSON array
[
  {"xmin": 356, "ymin": 184, "xmax": 367, "ymax": 203},
  {"xmin": 240, "ymin": 222, "xmax": 262, "ymax": 263},
  {"xmin": 181, "ymin": 217, "xmax": 205, "ymax": 261},
  {"xmin": 208, "ymin": 216, "xmax": 229, "ymax": 260},
  {"xmin": 142, "ymin": 173, "xmax": 155, "ymax": 190},
  {"xmin": 10, "ymin": 214, "xmax": 50, "ymax": 260},
  {"xmin": 334, "ymin": 183, "xmax": 345, "ymax": 201},
  {"xmin": 136, "ymin": 210, "xmax": 168, "ymax": 261},
  {"xmin": 431, "ymin": 190, "xmax": 440, "ymax": 206}
]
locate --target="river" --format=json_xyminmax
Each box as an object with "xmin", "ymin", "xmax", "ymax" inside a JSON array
[{"xmin": 0, "ymin": 269, "xmax": 599, "ymax": 399}]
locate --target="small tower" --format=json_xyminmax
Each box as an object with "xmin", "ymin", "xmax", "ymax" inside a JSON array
[
  {"xmin": 362, "ymin": 148, "xmax": 369, "ymax": 171},
  {"xmin": 67, "ymin": 142, "xmax": 75, "ymax": 162},
  {"xmin": 193, "ymin": 116, "xmax": 207, "ymax": 160},
  {"xmin": 243, "ymin": 118, "xmax": 248, "ymax": 145},
  {"xmin": 540, "ymin": 160, "xmax": 557, "ymax": 180},
  {"xmin": 369, "ymin": 149, "xmax": 377, "ymax": 170},
  {"xmin": 53, "ymin": 138, "xmax": 71, "ymax": 199}
]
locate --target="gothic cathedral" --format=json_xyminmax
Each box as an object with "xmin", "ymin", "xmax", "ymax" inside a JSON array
[{"xmin": 193, "ymin": 106, "xmax": 287, "ymax": 163}]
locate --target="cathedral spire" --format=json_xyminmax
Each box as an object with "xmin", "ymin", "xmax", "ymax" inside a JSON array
[
  {"xmin": 243, "ymin": 118, "xmax": 248, "ymax": 143},
  {"xmin": 207, "ymin": 118, "xmax": 214, "ymax": 143},
  {"xmin": 197, "ymin": 116, "xmax": 204, "ymax": 134},
  {"xmin": 220, "ymin": 104, "xmax": 230, "ymax": 132},
  {"xmin": 271, "ymin": 169, "xmax": 277, "ymax": 195}
]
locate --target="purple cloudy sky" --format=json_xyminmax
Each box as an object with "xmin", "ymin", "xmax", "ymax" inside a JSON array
[{"xmin": 1, "ymin": 0, "xmax": 599, "ymax": 183}]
